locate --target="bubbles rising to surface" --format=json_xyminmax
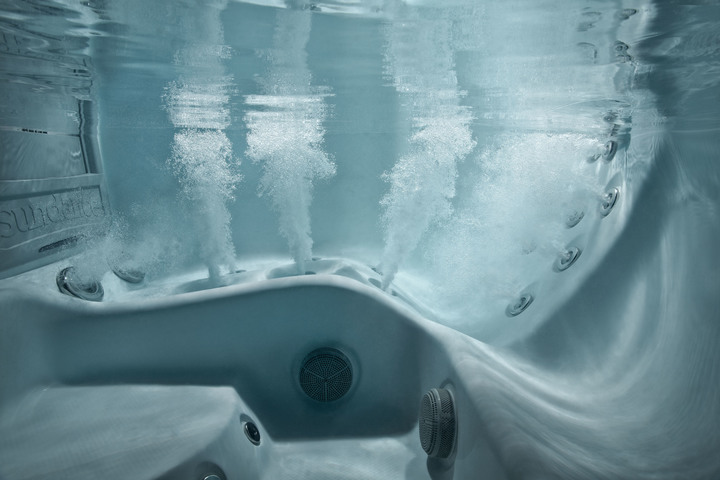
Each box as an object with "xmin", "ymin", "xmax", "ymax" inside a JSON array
[
  {"xmin": 168, "ymin": 129, "xmax": 240, "ymax": 276},
  {"xmin": 162, "ymin": 1, "xmax": 240, "ymax": 279},
  {"xmin": 421, "ymin": 133, "xmax": 601, "ymax": 341},
  {"xmin": 379, "ymin": 7, "xmax": 475, "ymax": 288},
  {"xmin": 244, "ymin": 9, "xmax": 336, "ymax": 274}
]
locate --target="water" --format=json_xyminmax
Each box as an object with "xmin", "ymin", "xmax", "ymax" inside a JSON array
[
  {"xmin": 244, "ymin": 8, "xmax": 336, "ymax": 274},
  {"xmin": 1, "ymin": 1, "xmax": 720, "ymax": 477},
  {"xmin": 0, "ymin": 0, "xmax": 702, "ymax": 338},
  {"xmin": 379, "ymin": 4, "xmax": 475, "ymax": 288},
  {"xmin": 163, "ymin": 0, "xmax": 240, "ymax": 279}
]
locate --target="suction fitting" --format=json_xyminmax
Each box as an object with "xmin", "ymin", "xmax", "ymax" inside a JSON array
[
  {"xmin": 600, "ymin": 188, "xmax": 619, "ymax": 216},
  {"xmin": 56, "ymin": 266, "xmax": 104, "ymax": 302},
  {"xmin": 299, "ymin": 348, "xmax": 353, "ymax": 402},
  {"xmin": 555, "ymin": 247, "xmax": 581, "ymax": 272},
  {"xmin": 506, "ymin": 293, "xmax": 533, "ymax": 317},
  {"xmin": 419, "ymin": 388, "xmax": 457, "ymax": 459}
]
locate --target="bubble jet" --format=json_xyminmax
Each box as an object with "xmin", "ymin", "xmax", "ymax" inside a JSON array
[
  {"xmin": 164, "ymin": 0, "xmax": 240, "ymax": 280},
  {"xmin": 379, "ymin": 8, "xmax": 475, "ymax": 289},
  {"xmin": 245, "ymin": 9, "xmax": 335, "ymax": 274}
]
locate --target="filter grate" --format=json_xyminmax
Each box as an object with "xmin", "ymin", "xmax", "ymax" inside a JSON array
[
  {"xmin": 299, "ymin": 348, "xmax": 353, "ymax": 402},
  {"xmin": 419, "ymin": 388, "xmax": 456, "ymax": 458}
]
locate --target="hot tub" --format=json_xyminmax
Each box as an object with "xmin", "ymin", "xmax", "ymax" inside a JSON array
[{"xmin": 1, "ymin": 0, "xmax": 719, "ymax": 479}]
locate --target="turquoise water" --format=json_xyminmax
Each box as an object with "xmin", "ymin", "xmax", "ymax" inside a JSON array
[
  {"xmin": 1, "ymin": 1, "xmax": 720, "ymax": 478},
  {"xmin": 2, "ymin": 0, "xmax": 719, "ymax": 342},
  {"xmin": 1, "ymin": 0, "xmax": 718, "ymax": 336}
]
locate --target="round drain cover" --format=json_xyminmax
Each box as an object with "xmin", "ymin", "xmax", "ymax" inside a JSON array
[{"xmin": 299, "ymin": 348, "xmax": 353, "ymax": 402}]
